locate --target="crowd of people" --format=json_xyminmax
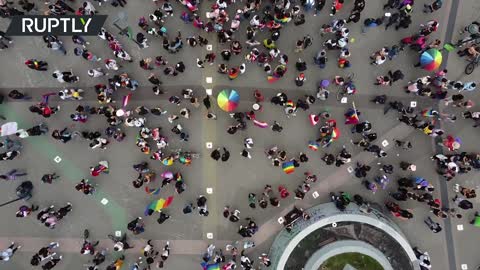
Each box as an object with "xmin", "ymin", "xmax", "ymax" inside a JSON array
[{"xmin": 0, "ymin": 0, "xmax": 479, "ymax": 269}]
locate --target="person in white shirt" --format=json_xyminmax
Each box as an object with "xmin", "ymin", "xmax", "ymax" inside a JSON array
[{"xmin": 0, "ymin": 242, "xmax": 21, "ymax": 261}]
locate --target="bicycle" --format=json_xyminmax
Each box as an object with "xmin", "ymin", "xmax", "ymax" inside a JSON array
[
  {"xmin": 465, "ymin": 55, "xmax": 480, "ymax": 75},
  {"xmin": 335, "ymin": 73, "xmax": 356, "ymax": 101}
]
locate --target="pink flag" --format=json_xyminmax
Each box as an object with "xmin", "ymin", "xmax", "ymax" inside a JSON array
[
  {"xmin": 253, "ymin": 119, "xmax": 269, "ymax": 128},
  {"xmin": 122, "ymin": 93, "xmax": 132, "ymax": 108}
]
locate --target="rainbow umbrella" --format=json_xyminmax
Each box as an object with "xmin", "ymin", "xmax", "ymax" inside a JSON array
[
  {"xmin": 217, "ymin": 89, "xmax": 240, "ymax": 112},
  {"xmin": 282, "ymin": 161, "xmax": 295, "ymax": 174},
  {"xmin": 201, "ymin": 262, "xmax": 220, "ymax": 270},
  {"xmin": 420, "ymin": 49, "xmax": 442, "ymax": 71},
  {"xmin": 162, "ymin": 157, "xmax": 173, "ymax": 166}
]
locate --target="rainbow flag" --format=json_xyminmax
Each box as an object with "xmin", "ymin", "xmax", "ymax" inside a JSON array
[
  {"xmin": 421, "ymin": 109, "xmax": 438, "ymax": 117},
  {"xmin": 332, "ymin": 127, "xmax": 340, "ymax": 139},
  {"xmin": 267, "ymin": 76, "xmax": 279, "ymax": 83},
  {"xmin": 308, "ymin": 141, "xmax": 319, "ymax": 151},
  {"xmin": 282, "ymin": 161, "xmax": 295, "ymax": 174},
  {"xmin": 145, "ymin": 187, "xmax": 161, "ymax": 195}
]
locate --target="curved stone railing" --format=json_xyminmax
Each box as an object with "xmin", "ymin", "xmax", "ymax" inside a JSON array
[
  {"xmin": 304, "ymin": 240, "xmax": 394, "ymax": 270},
  {"xmin": 268, "ymin": 203, "xmax": 420, "ymax": 270}
]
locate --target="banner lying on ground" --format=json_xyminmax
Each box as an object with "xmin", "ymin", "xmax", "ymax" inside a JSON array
[{"xmin": 6, "ymin": 15, "xmax": 107, "ymax": 36}]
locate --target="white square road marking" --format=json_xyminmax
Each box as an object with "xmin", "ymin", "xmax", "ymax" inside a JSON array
[
  {"xmin": 461, "ymin": 264, "xmax": 468, "ymax": 270},
  {"xmin": 206, "ymin": 142, "xmax": 213, "ymax": 149},
  {"xmin": 410, "ymin": 101, "xmax": 417, "ymax": 108},
  {"xmin": 457, "ymin": 224, "xmax": 464, "ymax": 231},
  {"xmin": 206, "ymin": 233, "xmax": 213, "ymax": 239},
  {"xmin": 312, "ymin": 191, "xmax": 319, "ymax": 198},
  {"xmin": 341, "ymin": 97, "xmax": 348, "ymax": 103},
  {"xmin": 206, "ymin": 188, "xmax": 213, "ymax": 194},
  {"xmin": 382, "ymin": 140, "xmax": 389, "ymax": 147},
  {"xmin": 101, "ymin": 198, "xmax": 109, "ymax": 205},
  {"xmin": 54, "ymin": 156, "xmax": 62, "ymax": 163},
  {"xmin": 115, "ymin": 231, "xmax": 121, "ymax": 237},
  {"xmin": 277, "ymin": 217, "xmax": 285, "ymax": 224},
  {"xmin": 206, "ymin": 77, "xmax": 213, "ymax": 83},
  {"xmin": 206, "ymin": 89, "xmax": 212, "ymax": 95},
  {"xmin": 206, "ymin": 44, "xmax": 213, "ymax": 51}
]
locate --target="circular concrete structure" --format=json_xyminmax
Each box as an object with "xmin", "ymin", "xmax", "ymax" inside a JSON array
[
  {"xmin": 304, "ymin": 240, "xmax": 393, "ymax": 270},
  {"xmin": 268, "ymin": 203, "xmax": 420, "ymax": 270}
]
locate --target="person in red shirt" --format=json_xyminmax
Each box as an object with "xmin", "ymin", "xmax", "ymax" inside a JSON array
[
  {"xmin": 90, "ymin": 161, "xmax": 109, "ymax": 177},
  {"xmin": 330, "ymin": 0, "xmax": 344, "ymax": 16},
  {"xmin": 25, "ymin": 59, "xmax": 48, "ymax": 71}
]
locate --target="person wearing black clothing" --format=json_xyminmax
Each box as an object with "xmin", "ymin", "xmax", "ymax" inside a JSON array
[
  {"xmin": 203, "ymin": 96, "xmax": 211, "ymax": 110},
  {"xmin": 388, "ymin": 70, "xmax": 405, "ymax": 83},
  {"xmin": 211, "ymin": 148, "xmax": 221, "ymax": 161},
  {"xmin": 51, "ymin": 128, "xmax": 73, "ymax": 143},
  {"xmin": 183, "ymin": 203, "xmax": 194, "ymax": 214},
  {"xmin": 157, "ymin": 211, "xmax": 170, "ymax": 224},
  {"xmin": 221, "ymin": 147, "xmax": 230, "ymax": 162},
  {"xmin": 41, "ymin": 256, "xmax": 62, "ymax": 270},
  {"xmin": 346, "ymin": 10, "xmax": 361, "ymax": 23},
  {"xmin": 175, "ymin": 61, "xmax": 185, "ymax": 72},
  {"xmin": 272, "ymin": 121, "xmax": 283, "ymax": 132},
  {"xmin": 8, "ymin": 89, "xmax": 30, "ymax": 100},
  {"xmin": 385, "ymin": 12, "xmax": 400, "ymax": 30}
]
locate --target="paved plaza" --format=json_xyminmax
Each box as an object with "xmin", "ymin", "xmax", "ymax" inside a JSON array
[{"xmin": 0, "ymin": 0, "xmax": 480, "ymax": 269}]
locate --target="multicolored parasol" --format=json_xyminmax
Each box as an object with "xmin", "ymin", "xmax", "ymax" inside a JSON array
[
  {"xmin": 162, "ymin": 157, "xmax": 173, "ymax": 166},
  {"xmin": 217, "ymin": 89, "xmax": 240, "ymax": 112},
  {"xmin": 282, "ymin": 161, "xmax": 295, "ymax": 174},
  {"xmin": 160, "ymin": 171, "xmax": 174, "ymax": 180},
  {"xmin": 420, "ymin": 48, "xmax": 442, "ymax": 71},
  {"xmin": 201, "ymin": 262, "xmax": 220, "ymax": 270}
]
